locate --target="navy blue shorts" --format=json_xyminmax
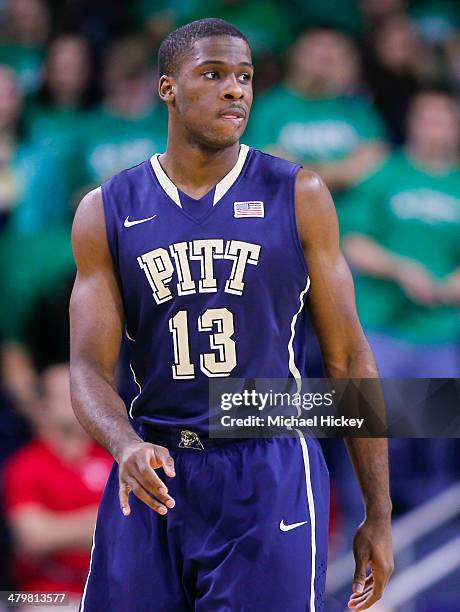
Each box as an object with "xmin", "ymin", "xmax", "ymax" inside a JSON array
[{"xmin": 79, "ymin": 430, "xmax": 329, "ymax": 611}]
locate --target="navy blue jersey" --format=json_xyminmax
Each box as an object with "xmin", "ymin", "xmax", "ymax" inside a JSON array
[{"xmin": 102, "ymin": 145, "xmax": 309, "ymax": 432}]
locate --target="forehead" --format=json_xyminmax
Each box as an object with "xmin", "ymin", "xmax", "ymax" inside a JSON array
[
  {"xmin": 299, "ymin": 31, "xmax": 350, "ymax": 54},
  {"xmin": 182, "ymin": 35, "xmax": 252, "ymax": 69}
]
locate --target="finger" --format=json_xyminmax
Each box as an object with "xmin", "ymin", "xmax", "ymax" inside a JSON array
[
  {"xmin": 119, "ymin": 481, "xmax": 131, "ymax": 516},
  {"xmin": 130, "ymin": 481, "xmax": 169, "ymax": 515},
  {"xmin": 133, "ymin": 461, "xmax": 175, "ymax": 508},
  {"xmin": 153, "ymin": 446, "xmax": 176, "ymax": 478},
  {"xmin": 348, "ymin": 585, "xmax": 373, "ymax": 606},
  {"xmin": 348, "ymin": 586, "xmax": 373, "ymax": 608},
  {"xmin": 354, "ymin": 575, "xmax": 385, "ymax": 610},
  {"xmin": 349, "ymin": 574, "xmax": 373, "ymax": 596},
  {"xmin": 352, "ymin": 553, "xmax": 368, "ymax": 594},
  {"xmin": 354, "ymin": 592, "xmax": 381, "ymax": 610},
  {"xmin": 349, "ymin": 582, "xmax": 373, "ymax": 600}
]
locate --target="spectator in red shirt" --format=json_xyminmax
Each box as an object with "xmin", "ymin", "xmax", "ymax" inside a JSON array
[{"xmin": 2, "ymin": 363, "xmax": 112, "ymax": 599}]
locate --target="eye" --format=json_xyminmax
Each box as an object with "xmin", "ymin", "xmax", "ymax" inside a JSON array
[
  {"xmin": 240, "ymin": 73, "xmax": 252, "ymax": 82},
  {"xmin": 203, "ymin": 71, "xmax": 219, "ymax": 79}
]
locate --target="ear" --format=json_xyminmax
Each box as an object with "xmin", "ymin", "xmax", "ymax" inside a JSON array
[{"xmin": 159, "ymin": 75, "xmax": 175, "ymax": 103}]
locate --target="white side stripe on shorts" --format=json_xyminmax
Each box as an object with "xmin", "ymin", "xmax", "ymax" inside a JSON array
[
  {"xmin": 80, "ymin": 525, "xmax": 96, "ymax": 612},
  {"xmin": 296, "ymin": 429, "xmax": 317, "ymax": 612}
]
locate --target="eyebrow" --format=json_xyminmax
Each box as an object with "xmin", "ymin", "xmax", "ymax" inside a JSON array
[{"xmin": 196, "ymin": 60, "xmax": 254, "ymax": 69}]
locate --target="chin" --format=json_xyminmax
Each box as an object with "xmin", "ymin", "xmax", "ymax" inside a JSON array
[{"xmin": 205, "ymin": 125, "xmax": 245, "ymax": 149}]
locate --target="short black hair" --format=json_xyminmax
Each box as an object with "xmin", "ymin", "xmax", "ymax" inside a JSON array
[{"xmin": 158, "ymin": 18, "xmax": 249, "ymax": 76}]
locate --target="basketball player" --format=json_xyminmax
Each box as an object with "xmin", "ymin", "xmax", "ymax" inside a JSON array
[{"xmin": 70, "ymin": 19, "xmax": 393, "ymax": 611}]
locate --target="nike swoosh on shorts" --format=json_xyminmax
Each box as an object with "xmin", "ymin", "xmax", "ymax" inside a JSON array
[{"xmin": 279, "ymin": 519, "xmax": 308, "ymax": 532}]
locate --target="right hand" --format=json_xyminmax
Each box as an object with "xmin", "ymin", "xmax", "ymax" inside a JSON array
[
  {"xmin": 395, "ymin": 261, "xmax": 439, "ymax": 306},
  {"xmin": 117, "ymin": 441, "xmax": 176, "ymax": 516}
]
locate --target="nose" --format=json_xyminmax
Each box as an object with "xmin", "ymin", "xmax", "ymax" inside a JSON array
[{"xmin": 222, "ymin": 74, "xmax": 244, "ymax": 100}]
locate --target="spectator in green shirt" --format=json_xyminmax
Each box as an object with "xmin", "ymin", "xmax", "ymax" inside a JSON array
[
  {"xmin": 0, "ymin": 66, "xmax": 75, "ymax": 407},
  {"xmin": 246, "ymin": 27, "xmax": 387, "ymax": 194},
  {"xmin": 25, "ymin": 34, "xmax": 95, "ymax": 204},
  {"xmin": 81, "ymin": 35, "xmax": 167, "ymax": 189},
  {"xmin": 343, "ymin": 90, "xmax": 460, "ymax": 377},
  {"xmin": 0, "ymin": 66, "xmax": 70, "ymax": 232},
  {"xmin": 0, "ymin": 0, "xmax": 50, "ymax": 96}
]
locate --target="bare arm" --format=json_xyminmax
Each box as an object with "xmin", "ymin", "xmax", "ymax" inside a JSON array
[
  {"xmin": 295, "ymin": 170, "xmax": 393, "ymax": 610},
  {"xmin": 311, "ymin": 142, "xmax": 387, "ymax": 191},
  {"xmin": 344, "ymin": 233, "xmax": 440, "ymax": 306},
  {"xmin": 8, "ymin": 506, "xmax": 97, "ymax": 556},
  {"xmin": 1, "ymin": 342, "xmax": 38, "ymax": 409},
  {"xmin": 70, "ymin": 188, "xmax": 175, "ymax": 516}
]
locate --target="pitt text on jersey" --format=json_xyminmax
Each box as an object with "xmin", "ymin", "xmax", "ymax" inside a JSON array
[{"xmin": 137, "ymin": 239, "xmax": 261, "ymax": 380}]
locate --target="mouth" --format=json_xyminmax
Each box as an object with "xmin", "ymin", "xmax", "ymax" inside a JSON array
[{"xmin": 219, "ymin": 107, "xmax": 246, "ymax": 121}]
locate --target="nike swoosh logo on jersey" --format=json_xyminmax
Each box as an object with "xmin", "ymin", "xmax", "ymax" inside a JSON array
[
  {"xmin": 124, "ymin": 215, "xmax": 157, "ymax": 228},
  {"xmin": 279, "ymin": 519, "xmax": 308, "ymax": 532}
]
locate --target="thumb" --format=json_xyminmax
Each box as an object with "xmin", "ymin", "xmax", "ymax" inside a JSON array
[
  {"xmin": 352, "ymin": 555, "xmax": 367, "ymax": 594},
  {"xmin": 119, "ymin": 481, "xmax": 131, "ymax": 517},
  {"xmin": 155, "ymin": 448, "xmax": 176, "ymax": 478}
]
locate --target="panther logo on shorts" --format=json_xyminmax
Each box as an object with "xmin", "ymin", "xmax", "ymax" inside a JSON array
[{"xmin": 179, "ymin": 430, "xmax": 205, "ymax": 451}]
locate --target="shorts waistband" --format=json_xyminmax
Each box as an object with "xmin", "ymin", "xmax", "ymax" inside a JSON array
[{"xmin": 138, "ymin": 423, "xmax": 253, "ymax": 451}]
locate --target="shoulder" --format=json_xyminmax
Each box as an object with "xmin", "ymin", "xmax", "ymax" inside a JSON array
[
  {"xmin": 294, "ymin": 169, "xmax": 339, "ymax": 248},
  {"xmin": 103, "ymin": 159, "xmax": 151, "ymax": 196},
  {"xmin": 295, "ymin": 168, "xmax": 332, "ymax": 210},
  {"xmin": 247, "ymin": 147, "xmax": 300, "ymax": 180},
  {"xmin": 343, "ymin": 94, "xmax": 379, "ymax": 114},
  {"xmin": 71, "ymin": 187, "xmax": 111, "ymax": 270},
  {"xmin": 73, "ymin": 186, "xmax": 104, "ymax": 230}
]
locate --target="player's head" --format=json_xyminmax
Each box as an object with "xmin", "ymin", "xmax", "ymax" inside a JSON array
[
  {"xmin": 407, "ymin": 89, "xmax": 460, "ymax": 160},
  {"xmin": 158, "ymin": 18, "xmax": 253, "ymax": 148}
]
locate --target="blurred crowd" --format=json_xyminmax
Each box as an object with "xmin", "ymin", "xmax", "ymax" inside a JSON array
[{"xmin": 1, "ymin": 0, "xmax": 460, "ymax": 604}]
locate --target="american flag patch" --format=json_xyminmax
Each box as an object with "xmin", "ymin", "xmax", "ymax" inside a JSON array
[{"xmin": 233, "ymin": 201, "xmax": 264, "ymax": 218}]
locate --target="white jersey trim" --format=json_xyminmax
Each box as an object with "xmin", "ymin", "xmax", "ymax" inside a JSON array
[
  {"xmin": 150, "ymin": 144, "xmax": 250, "ymax": 208},
  {"xmin": 150, "ymin": 154, "xmax": 182, "ymax": 207},
  {"xmin": 287, "ymin": 276, "xmax": 310, "ymax": 394},
  {"xmin": 212, "ymin": 144, "xmax": 249, "ymax": 205},
  {"xmin": 129, "ymin": 362, "xmax": 142, "ymax": 419}
]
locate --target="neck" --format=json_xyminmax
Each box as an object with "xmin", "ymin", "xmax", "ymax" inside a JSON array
[
  {"xmin": 52, "ymin": 91, "xmax": 80, "ymax": 108},
  {"xmin": 407, "ymin": 144, "xmax": 455, "ymax": 172},
  {"xmin": 160, "ymin": 123, "xmax": 240, "ymax": 199}
]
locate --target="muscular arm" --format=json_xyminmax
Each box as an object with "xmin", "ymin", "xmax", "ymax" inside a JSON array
[
  {"xmin": 70, "ymin": 189, "xmax": 175, "ymax": 516},
  {"xmin": 295, "ymin": 170, "xmax": 393, "ymax": 610}
]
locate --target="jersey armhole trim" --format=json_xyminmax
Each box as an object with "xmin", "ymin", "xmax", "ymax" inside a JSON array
[
  {"xmin": 100, "ymin": 181, "xmax": 125, "ymax": 300},
  {"xmin": 289, "ymin": 164, "xmax": 309, "ymax": 277},
  {"xmin": 100, "ymin": 182, "xmax": 119, "ymax": 270}
]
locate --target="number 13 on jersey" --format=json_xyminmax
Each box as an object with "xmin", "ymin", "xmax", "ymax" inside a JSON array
[{"xmin": 169, "ymin": 308, "xmax": 237, "ymax": 379}]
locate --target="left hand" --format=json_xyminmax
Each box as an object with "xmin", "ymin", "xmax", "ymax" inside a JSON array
[{"xmin": 347, "ymin": 514, "xmax": 394, "ymax": 610}]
